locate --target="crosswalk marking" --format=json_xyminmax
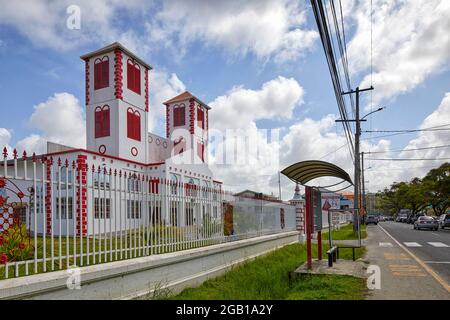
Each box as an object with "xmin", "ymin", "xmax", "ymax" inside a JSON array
[
  {"xmin": 403, "ymin": 242, "xmax": 422, "ymax": 247},
  {"xmin": 384, "ymin": 253, "xmax": 410, "ymax": 260},
  {"xmin": 379, "ymin": 242, "xmax": 393, "ymax": 247},
  {"xmin": 427, "ymin": 242, "xmax": 449, "ymax": 248}
]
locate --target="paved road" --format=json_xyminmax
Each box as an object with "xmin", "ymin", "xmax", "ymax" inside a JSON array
[
  {"xmin": 364, "ymin": 222, "xmax": 450, "ymax": 299},
  {"xmin": 379, "ymin": 221, "xmax": 450, "ymax": 283}
]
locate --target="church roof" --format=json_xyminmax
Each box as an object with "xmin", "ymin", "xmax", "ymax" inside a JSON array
[
  {"xmin": 80, "ymin": 42, "xmax": 152, "ymax": 70},
  {"xmin": 163, "ymin": 91, "xmax": 211, "ymax": 109}
]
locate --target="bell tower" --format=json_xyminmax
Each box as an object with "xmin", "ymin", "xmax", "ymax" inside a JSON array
[
  {"xmin": 81, "ymin": 42, "xmax": 152, "ymax": 163},
  {"xmin": 163, "ymin": 91, "xmax": 210, "ymax": 164}
]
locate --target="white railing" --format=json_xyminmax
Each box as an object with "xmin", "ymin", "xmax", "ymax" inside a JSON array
[{"xmin": 0, "ymin": 149, "xmax": 296, "ymax": 280}]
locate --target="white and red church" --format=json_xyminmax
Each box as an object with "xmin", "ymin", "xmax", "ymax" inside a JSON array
[{"xmin": 1, "ymin": 42, "xmax": 223, "ymax": 235}]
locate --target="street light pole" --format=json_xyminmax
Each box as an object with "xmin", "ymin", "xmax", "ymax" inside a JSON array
[{"xmin": 339, "ymin": 86, "xmax": 374, "ymax": 232}]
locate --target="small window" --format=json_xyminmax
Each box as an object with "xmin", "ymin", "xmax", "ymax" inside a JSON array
[
  {"xmin": 197, "ymin": 107, "xmax": 204, "ymax": 129},
  {"xmin": 127, "ymin": 108, "xmax": 141, "ymax": 141},
  {"xmin": 95, "ymin": 105, "xmax": 110, "ymax": 138},
  {"xmin": 127, "ymin": 59, "xmax": 141, "ymax": 95},
  {"xmin": 94, "ymin": 56, "xmax": 109, "ymax": 90},
  {"xmin": 173, "ymin": 105, "xmax": 185, "ymax": 127},
  {"xmin": 197, "ymin": 141, "xmax": 204, "ymax": 162}
]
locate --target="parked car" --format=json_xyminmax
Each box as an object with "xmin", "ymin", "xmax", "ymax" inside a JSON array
[
  {"xmin": 414, "ymin": 216, "xmax": 438, "ymax": 231},
  {"xmin": 366, "ymin": 215, "xmax": 379, "ymax": 225},
  {"xmin": 438, "ymin": 214, "xmax": 450, "ymax": 229}
]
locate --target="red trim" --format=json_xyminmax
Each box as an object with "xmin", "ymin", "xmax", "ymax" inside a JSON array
[
  {"xmin": 45, "ymin": 158, "xmax": 52, "ymax": 235},
  {"xmin": 76, "ymin": 155, "xmax": 87, "ymax": 236},
  {"xmin": 98, "ymin": 145, "xmax": 106, "ymax": 154},
  {"xmin": 145, "ymin": 68, "xmax": 149, "ymax": 112},
  {"xmin": 84, "ymin": 58, "xmax": 90, "ymax": 105},
  {"xmin": 114, "ymin": 48, "xmax": 123, "ymax": 100},
  {"xmin": 43, "ymin": 148, "xmax": 164, "ymax": 167},
  {"xmin": 189, "ymin": 98, "xmax": 195, "ymax": 134},
  {"xmin": 166, "ymin": 105, "xmax": 170, "ymax": 138}
]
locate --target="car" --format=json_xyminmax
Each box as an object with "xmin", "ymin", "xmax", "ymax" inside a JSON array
[
  {"xmin": 378, "ymin": 216, "xmax": 385, "ymax": 222},
  {"xmin": 414, "ymin": 216, "xmax": 438, "ymax": 231},
  {"xmin": 438, "ymin": 214, "xmax": 450, "ymax": 229},
  {"xmin": 366, "ymin": 215, "xmax": 379, "ymax": 225},
  {"xmin": 397, "ymin": 214, "xmax": 408, "ymax": 222}
]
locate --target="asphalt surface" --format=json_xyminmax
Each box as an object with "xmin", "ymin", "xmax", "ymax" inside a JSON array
[
  {"xmin": 380, "ymin": 221, "xmax": 450, "ymax": 284},
  {"xmin": 364, "ymin": 221, "xmax": 450, "ymax": 299}
]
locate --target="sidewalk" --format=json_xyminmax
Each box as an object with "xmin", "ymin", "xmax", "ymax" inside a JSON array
[{"xmin": 363, "ymin": 225, "xmax": 449, "ymax": 300}]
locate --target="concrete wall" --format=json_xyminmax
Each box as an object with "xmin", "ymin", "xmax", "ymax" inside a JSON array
[{"xmin": 0, "ymin": 231, "xmax": 300, "ymax": 300}]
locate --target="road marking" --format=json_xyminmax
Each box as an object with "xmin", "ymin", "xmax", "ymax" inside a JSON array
[
  {"xmin": 389, "ymin": 264, "xmax": 427, "ymax": 277},
  {"xmin": 403, "ymin": 242, "xmax": 422, "ymax": 247},
  {"xmin": 427, "ymin": 242, "xmax": 449, "ymax": 248},
  {"xmin": 384, "ymin": 253, "xmax": 410, "ymax": 260},
  {"xmin": 424, "ymin": 261, "xmax": 450, "ymax": 264},
  {"xmin": 379, "ymin": 242, "xmax": 393, "ymax": 247},
  {"xmin": 379, "ymin": 224, "xmax": 450, "ymax": 294}
]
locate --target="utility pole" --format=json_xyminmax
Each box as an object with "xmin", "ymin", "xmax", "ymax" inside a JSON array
[
  {"xmin": 338, "ymin": 86, "xmax": 374, "ymax": 232},
  {"xmin": 361, "ymin": 151, "xmax": 367, "ymax": 223}
]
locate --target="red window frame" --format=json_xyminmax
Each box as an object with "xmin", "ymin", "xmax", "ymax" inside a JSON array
[
  {"xmin": 94, "ymin": 56, "xmax": 109, "ymax": 90},
  {"xmin": 127, "ymin": 108, "xmax": 141, "ymax": 141},
  {"xmin": 197, "ymin": 107, "xmax": 204, "ymax": 129},
  {"xmin": 173, "ymin": 106, "xmax": 186, "ymax": 127},
  {"xmin": 127, "ymin": 59, "xmax": 141, "ymax": 95},
  {"xmin": 197, "ymin": 141, "xmax": 204, "ymax": 162},
  {"xmin": 94, "ymin": 105, "xmax": 110, "ymax": 138}
]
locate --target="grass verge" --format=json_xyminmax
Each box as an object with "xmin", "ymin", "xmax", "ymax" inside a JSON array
[
  {"xmin": 322, "ymin": 223, "xmax": 367, "ymax": 240},
  {"xmin": 170, "ymin": 243, "xmax": 367, "ymax": 300}
]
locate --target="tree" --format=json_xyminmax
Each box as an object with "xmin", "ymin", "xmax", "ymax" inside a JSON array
[{"xmin": 423, "ymin": 163, "xmax": 450, "ymax": 216}]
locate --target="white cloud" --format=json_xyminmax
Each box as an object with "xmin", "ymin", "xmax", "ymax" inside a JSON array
[
  {"xmin": 209, "ymin": 76, "xmax": 304, "ymax": 131},
  {"xmin": 346, "ymin": 0, "xmax": 450, "ymax": 105},
  {"xmin": 148, "ymin": 70, "xmax": 186, "ymax": 135},
  {"xmin": 147, "ymin": 0, "xmax": 318, "ymax": 62},
  {"xmin": 0, "ymin": 128, "xmax": 12, "ymax": 156},
  {"xmin": 15, "ymin": 93, "xmax": 86, "ymax": 154},
  {"xmin": 0, "ymin": 0, "xmax": 149, "ymax": 52}
]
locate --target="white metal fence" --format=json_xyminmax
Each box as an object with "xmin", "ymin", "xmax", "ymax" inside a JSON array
[{"xmin": 0, "ymin": 150, "xmax": 296, "ymax": 279}]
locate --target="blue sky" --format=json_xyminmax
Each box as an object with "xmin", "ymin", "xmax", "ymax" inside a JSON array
[{"xmin": 0, "ymin": 0, "xmax": 449, "ymax": 196}]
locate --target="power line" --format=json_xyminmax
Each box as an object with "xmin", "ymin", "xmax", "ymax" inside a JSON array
[
  {"xmin": 363, "ymin": 144, "xmax": 450, "ymax": 154},
  {"xmin": 366, "ymin": 157, "xmax": 450, "ymax": 161},
  {"xmin": 363, "ymin": 128, "xmax": 450, "ymax": 133},
  {"xmin": 361, "ymin": 123, "xmax": 450, "ymax": 140}
]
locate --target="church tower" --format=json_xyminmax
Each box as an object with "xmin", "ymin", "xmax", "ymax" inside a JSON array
[
  {"xmin": 81, "ymin": 42, "xmax": 151, "ymax": 163},
  {"xmin": 163, "ymin": 91, "xmax": 210, "ymax": 164}
]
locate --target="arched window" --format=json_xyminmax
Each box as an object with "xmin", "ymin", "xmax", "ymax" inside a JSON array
[
  {"xmin": 95, "ymin": 105, "xmax": 110, "ymax": 138},
  {"xmin": 173, "ymin": 104, "xmax": 185, "ymax": 127},
  {"xmin": 127, "ymin": 108, "xmax": 141, "ymax": 141},
  {"xmin": 197, "ymin": 106, "xmax": 204, "ymax": 129},
  {"xmin": 127, "ymin": 59, "xmax": 141, "ymax": 94},
  {"xmin": 94, "ymin": 56, "xmax": 109, "ymax": 90}
]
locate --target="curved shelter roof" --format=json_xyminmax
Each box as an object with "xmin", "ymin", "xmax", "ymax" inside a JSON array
[{"xmin": 281, "ymin": 160, "xmax": 353, "ymax": 186}]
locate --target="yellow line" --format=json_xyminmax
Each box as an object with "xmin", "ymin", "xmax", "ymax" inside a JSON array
[{"xmin": 379, "ymin": 224, "xmax": 450, "ymax": 293}]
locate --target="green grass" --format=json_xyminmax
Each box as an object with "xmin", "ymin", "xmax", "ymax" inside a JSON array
[
  {"xmin": 0, "ymin": 225, "xmax": 221, "ymax": 279},
  {"xmin": 170, "ymin": 243, "xmax": 367, "ymax": 300},
  {"xmin": 321, "ymin": 223, "xmax": 367, "ymax": 241}
]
